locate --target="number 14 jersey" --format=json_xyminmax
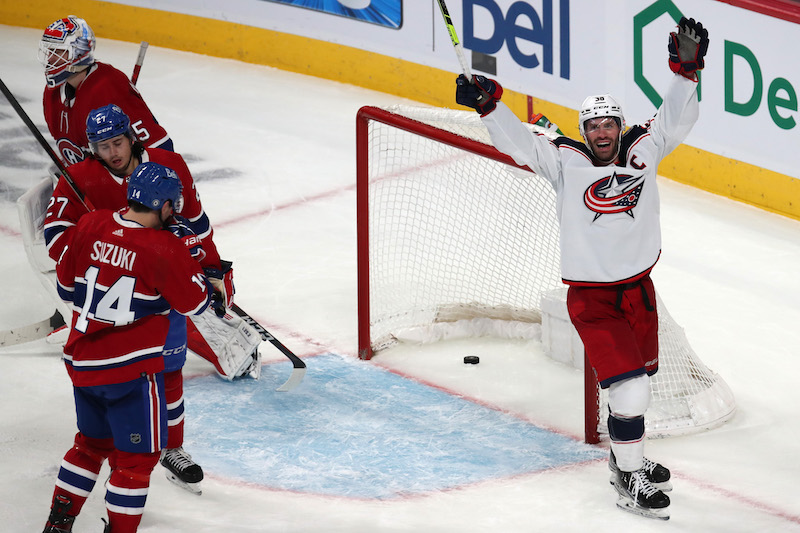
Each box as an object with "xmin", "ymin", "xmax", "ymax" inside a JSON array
[{"xmin": 56, "ymin": 209, "xmax": 212, "ymax": 387}]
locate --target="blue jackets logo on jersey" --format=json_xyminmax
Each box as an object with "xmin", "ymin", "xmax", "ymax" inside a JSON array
[{"xmin": 584, "ymin": 172, "xmax": 645, "ymax": 220}]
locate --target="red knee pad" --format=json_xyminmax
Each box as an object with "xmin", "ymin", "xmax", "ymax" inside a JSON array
[
  {"xmin": 105, "ymin": 451, "xmax": 161, "ymax": 533},
  {"xmin": 163, "ymin": 369, "xmax": 183, "ymax": 402},
  {"xmin": 73, "ymin": 432, "xmax": 115, "ymax": 464},
  {"xmin": 113, "ymin": 450, "xmax": 160, "ymax": 484}
]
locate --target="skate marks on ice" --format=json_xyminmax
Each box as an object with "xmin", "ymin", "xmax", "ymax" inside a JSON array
[
  {"xmin": 180, "ymin": 152, "xmax": 243, "ymax": 183},
  {"xmin": 0, "ymin": 96, "xmax": 53, "ymax": 207},
  {"xmin": 182, "ymin": 353, "xmax": 605, "ymax": 499}
]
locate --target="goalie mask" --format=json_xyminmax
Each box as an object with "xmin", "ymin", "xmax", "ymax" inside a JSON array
[
  {"xmin": 86, "ymin": 104, "xmax": 135, "ymax": 153},
  {"xmin": 578, "ymin": 94, "xmax": 626, "ymax": 162},
  {"xmin": 38, "ymin": 16, "xmax": 96, "ymax": 88},
  {"xmin": 127, "ymin": 162, "xmax": 184, "ymax": 213}
]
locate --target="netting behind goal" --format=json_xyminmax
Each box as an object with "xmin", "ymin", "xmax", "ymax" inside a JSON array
[
  {"xmin": 357, "ymin": 105, "xmax": 561, "ymax": 354},
  {"xmin": 356, "ymin": 105, "xmax": 735, "ymax": 443}
]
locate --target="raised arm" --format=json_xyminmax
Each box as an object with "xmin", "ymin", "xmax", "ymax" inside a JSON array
[
  {"xmin": 651, "ymin": 17, "xmax": 709, "ymax": 156},
  {"xmin": 455, "ymin": 74, "xmax": 563, "ymax": 187}
]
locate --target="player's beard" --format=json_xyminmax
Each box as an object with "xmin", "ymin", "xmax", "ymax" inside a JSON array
[{"xmin": 590, "ymin": 137, "xmax": 620, "ymax": 165}]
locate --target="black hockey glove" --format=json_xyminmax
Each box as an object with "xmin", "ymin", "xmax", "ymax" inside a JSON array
[
  {"xmin": 456, "ymin": 74, "xmax": 503, "ymax": 116},
  {"xmin": 204, "ymin": 260, "xmax": 235, "ymax": 316},
  {"xmin": 668, "ymin": 17, "xmax": 709, "ymax": 81},
  {"xmin": 209, "ymin": 289, "xmax": 226, "ymax": 317}
]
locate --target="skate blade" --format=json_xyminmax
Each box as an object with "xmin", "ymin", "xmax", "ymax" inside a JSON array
[
  {"xmin": 165, "ymin": 471, "xmax": 202, "ymax": 495},
  {"xmin": 609, "ymin": 474, "xmax": 672, "ymax": 493},
  {"xmin": 616, "ymin": 496, "xmax": 669, "ymax": 520}
]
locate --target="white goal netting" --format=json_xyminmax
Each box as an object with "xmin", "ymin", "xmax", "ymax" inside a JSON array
[
  {"xmin": 362, "ymin": 106, "xmax": 560, "ymax": 351},
  {"xmin": 357, "ymin": 104, "xmax": 735, "ymax": 441}
]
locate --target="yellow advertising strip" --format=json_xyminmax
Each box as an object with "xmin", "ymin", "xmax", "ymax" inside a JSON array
[{"xmin": 3, "ymin": 0, "xmax": 797, "ymax": 220}]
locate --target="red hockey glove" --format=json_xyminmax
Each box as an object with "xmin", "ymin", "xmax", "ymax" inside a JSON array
[
  {"xmin": 456, "ymin": 74, "xmax": 503, "ymax": 116},
  {"xmin": 668, "ymin": 17, "xmax": 709, "ymax": 81},
  {"xmin": 204, "ymin": 260, "xmax": 235, "ymax": 312}
]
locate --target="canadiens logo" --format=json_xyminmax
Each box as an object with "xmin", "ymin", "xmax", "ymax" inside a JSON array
[
  {"xmin": 584, "ymin": 172, "xmax": 645, "ymax": 220},
  {"xmin": 43, "ymin": 18, "xmax": 77, "ymax": 43},
  {"xmin": 57, "ymin": 138, "xmax": 86, "ymax": 165}
]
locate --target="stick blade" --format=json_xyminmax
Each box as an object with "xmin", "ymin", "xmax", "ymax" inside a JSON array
[
  {"xmin": 0, "ymin": 316, "xmax": 54, "ymax": 347},
  {"xmin": 275, "ymin": 365, "xmax": 306, "ymax": 392}
]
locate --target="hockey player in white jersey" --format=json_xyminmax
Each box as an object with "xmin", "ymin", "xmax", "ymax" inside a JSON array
[{"xmin": 455, "ymin": 16, "xmax": 709, "ymax": 520}]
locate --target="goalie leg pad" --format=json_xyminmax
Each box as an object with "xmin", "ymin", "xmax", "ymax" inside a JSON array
[{"xmin": 189, "ymin": 307, "xmax": 261, "ymax": 381}]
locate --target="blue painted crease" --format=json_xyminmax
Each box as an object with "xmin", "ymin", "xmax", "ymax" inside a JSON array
[{"xmin": 185, "ymin": 354, "xmax": 604, "ymax": 499}]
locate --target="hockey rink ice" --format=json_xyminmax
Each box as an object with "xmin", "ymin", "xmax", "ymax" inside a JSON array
[{"xmin": 1, "ymin": 25, "xmax": 800, "ymax": 532}]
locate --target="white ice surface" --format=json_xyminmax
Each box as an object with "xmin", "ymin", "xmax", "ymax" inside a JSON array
[{"xmin": 1, "ymin": 25, "xmax": 800, "ymax": 532}]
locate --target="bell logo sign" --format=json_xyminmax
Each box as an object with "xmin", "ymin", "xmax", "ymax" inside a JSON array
[
  {"xmin": 462, "ymin": 0, "xmax": 571, "ymax": 79},
  {"xmin": 635, "ymin": 0, "xmax": 797, "ymax": 131},
  {"xmin": 724, "ymin": 40, "xmax": 797, "ymax": 130}
]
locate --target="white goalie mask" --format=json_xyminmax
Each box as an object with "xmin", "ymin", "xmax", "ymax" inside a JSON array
[{"xmin": 38, "ymin": 16, "xmax": 96, "ymax": 88}]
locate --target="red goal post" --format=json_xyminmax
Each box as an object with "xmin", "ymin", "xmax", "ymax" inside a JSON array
[
  {"xmin": 356, "ymin": 104, "xmax": 735, "ymax": 443},
  {"xmin": 356, "ymin": 105, "xmax": 541, "ymax": 359}
]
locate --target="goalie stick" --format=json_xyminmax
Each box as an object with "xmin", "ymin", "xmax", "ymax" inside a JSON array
[
  {"xmin": 0, "ymin": 313, "xmax": 58, "ymax": 347},
  {"xmin": 2, "ymin": 78, "xmax": 304, "ymax": 386},
  {"xmin": 0, "ymin": 78, "xmax": 91, "ymax": 346},
  {"xmin": 131, "ymin": 41, "xmax": 149, "ymax": 85},
  {"xmin": 231, "ymin": 304, "xmax": 306, "ymax": 392}
]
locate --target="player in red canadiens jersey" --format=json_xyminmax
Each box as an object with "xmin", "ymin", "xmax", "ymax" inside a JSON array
[
  {"xmin": 42, "ymin": 104, "xmax": 261, "ymax": 493},
  {"xmin": 38, "ymin": 15, "xmax": 172, "ymax": 164},
  {"xmin": 456, "ymin": 17, "xmax": 709, "ymax": 520},
  {"xmin": 42, "ymin": 162, "xmax": 218, "ymax": 533}
]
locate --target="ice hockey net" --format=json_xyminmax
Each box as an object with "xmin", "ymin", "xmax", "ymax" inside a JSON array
[{"xmin": 356, "ymin": 104, "xmax": 735, "ymax": 443}]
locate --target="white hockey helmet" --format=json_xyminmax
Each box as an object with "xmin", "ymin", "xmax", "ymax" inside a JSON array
[
  {"xmin": 578, "ymin": 94, "xmax": 626, "ymax": 139},
  {"xmin": 38, "ymin": 16, "xmax": 96, "ymax": 88}
]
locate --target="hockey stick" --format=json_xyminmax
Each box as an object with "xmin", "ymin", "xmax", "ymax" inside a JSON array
[
  {"xmin": 230, "ymin": 304, "xmax": 306, "ymax": 392},
  {"xmin": 0, "ymin": 312, "xmax": 58, "ymax": 347},
  {"xmin": 435, "ymin": 0, "xmax": 473, "ymax": 79},
  {"xmin": 0, "ymin": 77, "xmax": 92, "ymax": 212},
  {"xmin": 131, "ymin": 41, "xmax": 149, "ymax": 85}
]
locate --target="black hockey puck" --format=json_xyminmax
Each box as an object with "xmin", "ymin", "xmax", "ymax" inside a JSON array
[{"xmin": 463, "ymin": 356, "xmax": 480, "ymax": 364}]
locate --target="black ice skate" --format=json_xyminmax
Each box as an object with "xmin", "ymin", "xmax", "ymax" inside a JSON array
[
  {"xmin": 611, "ymin": 468, "xmax": 670, "ymax": 520},
  {"xmin": 609, "ymin": 450, "xmax": 672, "ymax": 491},
  {"xmin": 43, "ymin": 494, "xmax": 75, "ymax": 533},
  {"xmin": 161, "ymin": 446, "xmax": 204, "ymax": 495}
]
